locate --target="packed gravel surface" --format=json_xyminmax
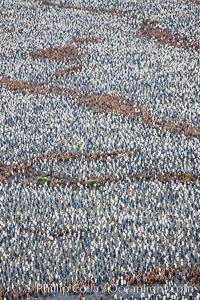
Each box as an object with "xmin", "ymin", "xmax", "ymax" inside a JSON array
[{"xmin": 0, "ymin": 0, "xmax": 199, "ymax": 299}]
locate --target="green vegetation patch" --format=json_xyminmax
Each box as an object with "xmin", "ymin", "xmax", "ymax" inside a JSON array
[
  {"xmin": 87, "ymin": 179, "xmax": 99, "ymax": 185},
  {"xmin": 37, "ymin": 177, "xmax": 52, "ymax": 184}
]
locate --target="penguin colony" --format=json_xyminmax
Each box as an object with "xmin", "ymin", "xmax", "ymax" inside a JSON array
[{"xmin": 0, "ymin": 0, "xmax": 199, "ymax": 299}]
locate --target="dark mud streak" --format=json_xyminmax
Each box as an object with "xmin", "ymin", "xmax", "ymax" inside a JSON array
[
  {"xmin": 0, "ymin": 161, "xmax": 199, "ymax": 187},
  {"xmin": 0, "ymin": 147, "xmax": 199, "ymax": 186},
  {"xmin": 52, "ymin": 65, "xmax": 82, "ymax": 78},
  {"xmin": 0, "ymin": 77, "xmax": 83, "ymax": 96},
  {"xmin": 34, "ymin": 0, "xmax": 126, "ymax": 16},
  {"xmin": 29, "ymin": 227, "xmax": 85, "ymax": 238},
  {"xmin": 135, "ymin": 20, "xmax": 200, "ymax": 53},
  {"xmin": 191, "ymin": 0, "xmax": 200, "ymax": 4},
  {"xmin": 79, "ymin": 94, "xmax": 200, "ymax": 138},
  {"xmin": 0, "ymin": 79, "xmax": 199, "ymax": 138},
  {"xmin": 29, "ymin": 39, "xmax": 99, "ymax": 77},
  {"xmin": 0, "ymin": 149, "xmax": 137, "ymax": 185},
  {"xmin": 2, "ymin": 264, "xmax": 200, "ymax": 299},
  {"xmin": 29, "ymin": 45, "xmax": 83, "ymax": 63}
]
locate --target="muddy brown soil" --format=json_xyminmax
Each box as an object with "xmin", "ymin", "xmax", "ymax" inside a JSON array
[
  {"xmin": 79, "ymin": 93, "xmax": 200, "ymax": 138},
  {"xmin": 1, "ymin": 77, "xmax": 199, "ymax": 138},
  {"xmin": 29, "ymin": 45, "xmax": 83, "ymax": 63},
  {"xmin": 0, "ymin": 148, "xmax": 199, "ymax": 186},
  {"xmin": 34, "ymin": 0, "xmax": 126, "ymax": 16},
  {"xmin": 2, "ymin": 264, "xmax": 199, "ymax": 299},
  {"xmin": 0, "ymin": 77, "xmax": 84, "ymax": 96},
  {"xmin": 52, "ymin": 65, "xmax": 82, "ymax": 78},
  {"xmin": 191, "ymin": 0, "xmax": 200, "ymax": 4},
  {"xmin": 135, "ymin": 20, "xmax": 200, "ymax": 53}
]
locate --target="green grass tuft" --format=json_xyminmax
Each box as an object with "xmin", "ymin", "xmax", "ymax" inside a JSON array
[
  {"xmin": 87, "ymin": 179, "xmax": 99, "ymax": 185},
  {"xmin": 37, "ymin": 177, "xmax": 52, "ymax": 184}
]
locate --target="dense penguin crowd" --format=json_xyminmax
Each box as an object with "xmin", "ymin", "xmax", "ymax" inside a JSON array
[{"xmin": 0, "ymin": 0, "xmax": 199, "ymax": 299}]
